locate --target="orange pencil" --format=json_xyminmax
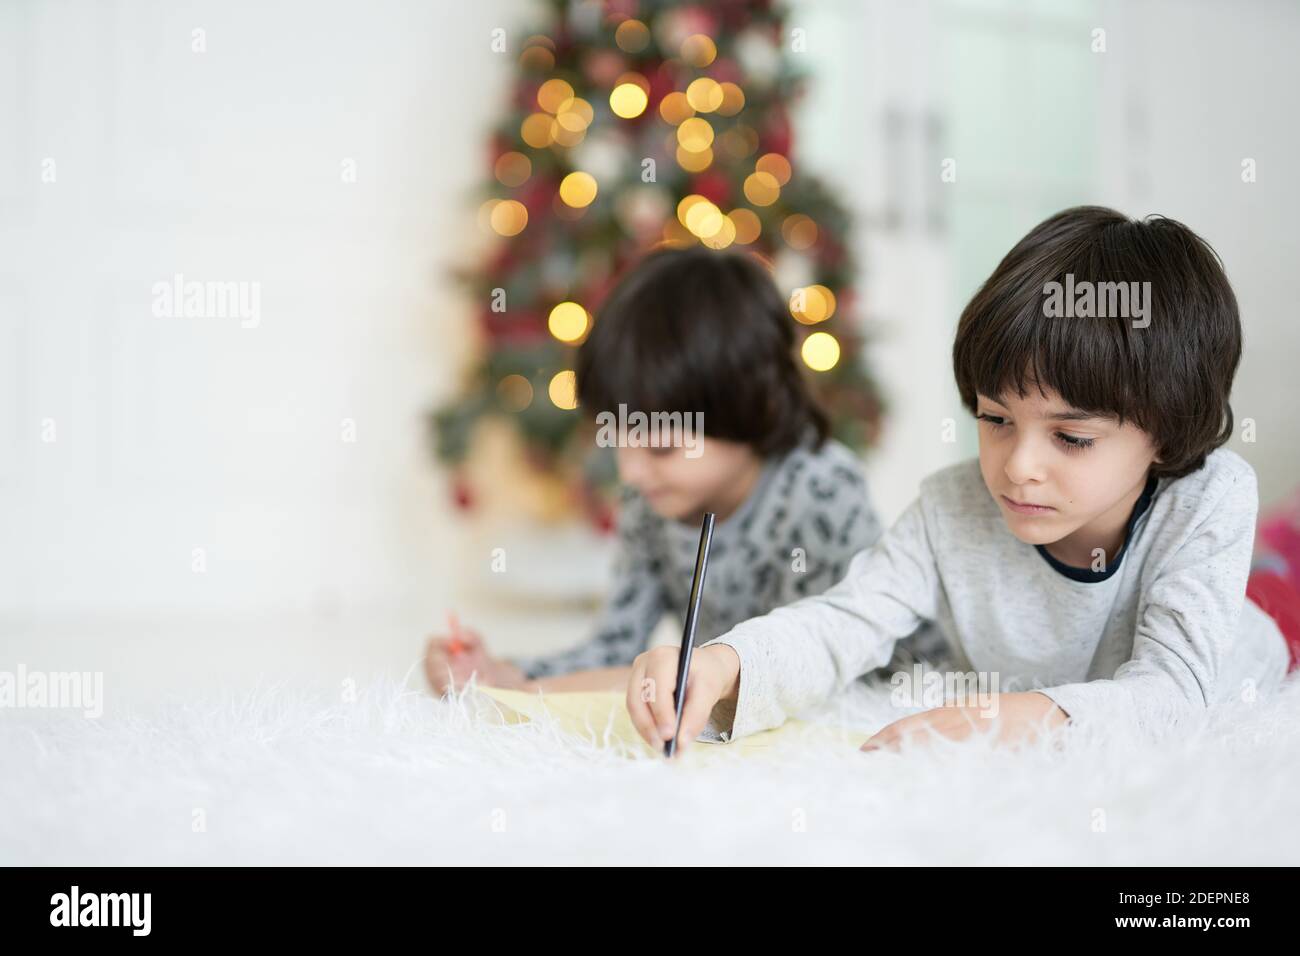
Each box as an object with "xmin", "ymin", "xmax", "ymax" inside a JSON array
[{"xmin": 446, "ymin": 611, "xmax": 466, "ymax": 655}]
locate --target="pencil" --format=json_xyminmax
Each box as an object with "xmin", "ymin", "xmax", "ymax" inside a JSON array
[
  {"xmin": 446, "ymin": 611, "xmax": 466, "ymax": 655},
  {"xmin": 665, "ymin": 511, "xmax": 716, "ymax": 758}
]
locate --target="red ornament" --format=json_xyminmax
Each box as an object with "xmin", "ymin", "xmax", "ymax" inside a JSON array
[
  {"xmin": 708, "ymin": 57, "xmax": 742, "ymax": 85},
  {"xmin": 582, "ymin": 490, "xmax": 617, "ymax": 535},
  {"xmin": 482, "ymin": 307, "xmax": 547, "ymax": 346},
  {"xmin": 760, "ymin": 109, "xmax": 793, "ymax": 157},
  {"xmin": 488, "ymin": 133, "xmax": 511, "ymax": 165},
  {"xmin": 514, "ymin": 81, "xmax": 538, "ymax": 112},
  {"xmin": 691, "ymin": 171, "xmax": 731, "ymax": 206},
  {"xmin": 676, "ymin": 5, "xmax": 719, "ymax": 37},
  {"xmin": 647, "ymin": 65, "xmax": 676, "ymax": 112},
  {"xmin": 584, "ymin": 49, "xmax": 626, "ymax": 87},
  {"xmin": 593, "ymin": 503, "xmax": 616, "ymax": 535},
  {"xmin": 820, "ymin": 237, "xmax": 846, "ymax": 269},
  {"xmin": 586, "ymin": 273, "xmax": 620, "ymax": 312},
  {"xmin": 520, "ymin": 177, "xmax": 555, "ymax": 216},
  {"xmin": 452, "ymin": 476, "xmax": 475, "ymax": 511},
  {"xmin": 837, "ymin": 286, "xmax": 858, "ymax": 316}
]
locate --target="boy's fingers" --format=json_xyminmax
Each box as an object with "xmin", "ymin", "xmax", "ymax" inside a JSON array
[
  {"xmin": 426, "ymin": 636, "xmax": 453, "ymax": 656},
  {"xmin": 425, "ymin": 652, "xmax": 451, "ymax": 693},
  {"xmin": 450, "ymin": 659, "xmax": 475, "ymax": 682},
  {"xmin": 625, "ymin": 658, "xmax": 662, "ymax": 748},
  {"xmin": 862, "ymin": 723, "xmax": 899, "ymax": 752},
  {"xmin": 673, "ymin": 675, "xmax": 722, "ymax": 754},
  {"xmin": 644, "ymin": 650, "xmax": 681, "ymax": 739}
]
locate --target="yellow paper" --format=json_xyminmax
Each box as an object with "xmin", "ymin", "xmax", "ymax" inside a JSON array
[{"xmin": 473, "ymin": 686, "xmax": 871, "ymax": 761}]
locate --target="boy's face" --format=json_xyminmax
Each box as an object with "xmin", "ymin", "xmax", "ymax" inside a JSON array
[
  {"xmin": 615, "ymin": 435, "xmax": 761, "ymax": 522},
  {"xmin": 975, "ymin": 386, "xmax": 1159, "ymax": 550}
]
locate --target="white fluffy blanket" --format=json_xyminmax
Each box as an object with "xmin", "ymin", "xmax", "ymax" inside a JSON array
[{"xmin": 4, "ymin": 673, "xmax": 1299, "ymax": 865}]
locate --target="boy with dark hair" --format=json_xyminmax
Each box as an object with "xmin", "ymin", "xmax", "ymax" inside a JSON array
[
  {"xmin": 628, "ymin": 207, "xmax": 1294, "ymax": 753},
  {"xmin": 426, "ymin": 247, "xmax": 887, "ymax": 694}
]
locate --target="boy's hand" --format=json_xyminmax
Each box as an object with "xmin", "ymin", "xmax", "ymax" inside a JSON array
[
  {"xmin": 626, "ymin": 644, "xmax": 741, "ymax": 756},
  {"xmin": 862, "ymin": 691, "xmax": 1068, "ymax": 752},
  {"xmin": 423, "ymin": 628, "xmax": 528, "ymax": 695}
]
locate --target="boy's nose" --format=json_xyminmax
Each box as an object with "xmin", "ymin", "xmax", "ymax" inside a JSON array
[{"xmin": 1003, "ymin": 439, "xmax": 1047, "ymax": 486}]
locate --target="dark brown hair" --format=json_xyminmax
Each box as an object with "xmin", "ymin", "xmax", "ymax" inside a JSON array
[
  {"xmin": 952, "ymin": 205, "xmax": 1241, "ymax": 479},
  {"xmin": 576, "ymin": 246, "xmax": 830, "ymax": 456}
]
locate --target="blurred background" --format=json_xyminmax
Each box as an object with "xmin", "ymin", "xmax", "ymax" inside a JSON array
[{"xmin": 2, "ymin": 0, "xmax": 1298, "ymax": 710}]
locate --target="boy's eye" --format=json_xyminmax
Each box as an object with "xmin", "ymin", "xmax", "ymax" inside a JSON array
[
  {"xmin": 978, "ymin": 413, "xmax": 1096, "ymax": 452},
  {"xmin": 648, "ymin": 445, "xmax": 675, "ymax": 458},
  {"xmin": 1055, "ymin": 432, "xmax": 1095, "ymax": 451}
]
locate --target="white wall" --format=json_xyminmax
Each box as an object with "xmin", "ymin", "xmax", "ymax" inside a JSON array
[{"xmin": 0, "ymin": 0, "xmax": 532, "ymax": 617}]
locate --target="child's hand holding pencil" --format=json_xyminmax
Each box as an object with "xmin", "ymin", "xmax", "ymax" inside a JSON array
[
  {"xmin": 423, "ymin": 612, "xmax": 529, "ymax": 695},
  {"xmin": 625, "ymin": 512, "xmax": 742, "ymax": 758},
  {"xmin": 626, "ymin": 643, "xmax": 741, "ymax": 756}
]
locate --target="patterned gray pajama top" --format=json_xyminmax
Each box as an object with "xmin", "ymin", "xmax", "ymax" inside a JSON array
[{"xmin": 509, "ymin": 434, "xmax": 889, "ymax": 679}]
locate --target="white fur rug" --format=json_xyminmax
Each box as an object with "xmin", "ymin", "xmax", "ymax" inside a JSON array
[{"xmin": 4, "ymin": 672, "xmax": 1299, "ymax": 865}]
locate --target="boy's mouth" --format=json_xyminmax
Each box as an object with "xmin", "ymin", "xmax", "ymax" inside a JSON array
[{"xmin": 1000, "ymin": 494, "xmax": 1056, "ymax": 516}]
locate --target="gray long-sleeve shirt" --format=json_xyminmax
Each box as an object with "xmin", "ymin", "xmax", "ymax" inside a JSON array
[
  {"xmin": 509, "ymin": 435, "xmax": 886, "ymax": 679},
  {"xmin": 701, "ymin": 448, "xmax": 1290, "ymax": 742}
]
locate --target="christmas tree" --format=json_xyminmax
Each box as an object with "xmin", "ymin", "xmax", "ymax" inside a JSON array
[{"xmin": 434, "ymin": 0, "xmax": 883, "ymax": 528}]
